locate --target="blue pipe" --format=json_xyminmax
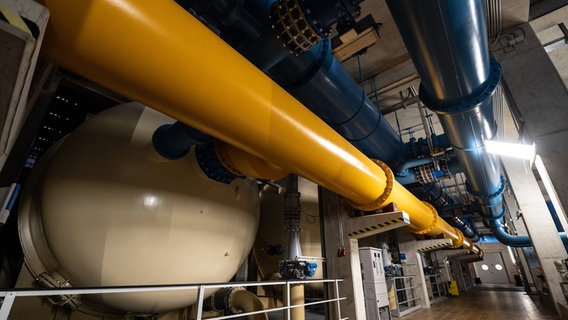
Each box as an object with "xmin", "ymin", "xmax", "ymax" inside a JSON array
[
  {"xmin": 152, "ymin": 121, "xmax": 211, "ymax": 159},
  {"xmin": 385, "ymin": 0, "xmax": 518, "ymax": 243},
  {"xmin": 267, "ymin": 40, "xmax": 407, "ymax": 166},
  {"xmin": 179, "ymin": 0, "xmax": 409, "ymax": 167},
  {"xmin": 385, "ymin": 0, "xmax": 491, "ymax": 106}
]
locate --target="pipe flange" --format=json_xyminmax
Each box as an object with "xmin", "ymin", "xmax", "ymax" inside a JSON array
[
  {"xmin": 348, "ymin": 159, "xmax": 394, "ymax": 211},
  {"xmin": 413, "ymin": 201, "xmax": 438, "ymax": 235},
  {"xmin": 466, "ymin": 175, "xmax": 506, "ymax": 203},
  {"xmin": 421, "ymin": 57, "xmax": 502, "ymax": 112},
  {"xmin": 213, "ymin": 140, "xmax": 246, "ymax": 177},
  {"xmin": 449, "ymin": 227, "xmax": 464, "ymax": 248},
  {"xmin": 270, "ymin": 0, "xmax": 323, "ymax": 54}
]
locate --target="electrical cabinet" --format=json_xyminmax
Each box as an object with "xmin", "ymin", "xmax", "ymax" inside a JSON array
[{"xmin": 360, "ymin": 247, "xmax": 390, "ymax": 319}]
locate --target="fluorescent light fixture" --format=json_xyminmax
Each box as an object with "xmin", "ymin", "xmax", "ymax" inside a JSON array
[{"xmin": 485, "ymin": 140, "xmax": 536, "ymax": 161}]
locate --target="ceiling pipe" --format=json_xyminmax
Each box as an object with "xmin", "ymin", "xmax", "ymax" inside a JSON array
[
  {"xmin": 385, "ymin": 0, "xmax": 531, "ymax": 246},
  {"xmin": 38, "ymin": 0, "xmax": 481, "ymax": 255}
]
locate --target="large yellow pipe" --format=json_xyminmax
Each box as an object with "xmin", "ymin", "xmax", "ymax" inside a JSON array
[{"xmin": 38, "ymin": 0, "xmax": 480, "ymax": 254}]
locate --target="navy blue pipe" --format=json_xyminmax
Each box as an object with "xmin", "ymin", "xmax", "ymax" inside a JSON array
[
  {"xmin": 152, "ymin": 122, "xmax": 211, "ymax": 159},
  {"xmin": 268, "ymin": 40, "xmax": 407, "ymax": 166},
  {"xmin": 180, "ymin": 0, "xmax": 408, "ymax": 167}
]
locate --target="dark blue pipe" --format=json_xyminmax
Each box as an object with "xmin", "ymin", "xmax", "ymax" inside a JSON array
[
  {"xmin": 152, "ymin": 122, "xmax": 211, "ymax": 159},
  {"xmin": 179, "ymin": 0, "xmax": 408, "ymax": 167},
  {"xmin": 268, "ymin": 40, "xmax": 407, "ymax": 166}
]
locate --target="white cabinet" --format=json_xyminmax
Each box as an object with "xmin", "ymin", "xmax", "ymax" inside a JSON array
[{"xmin": 360, "ymin": 247, "xmax": 390, "ymax": 319}]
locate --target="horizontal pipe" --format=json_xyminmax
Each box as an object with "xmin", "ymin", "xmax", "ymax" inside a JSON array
[
  {"xmin": 266, "ymin": 40, "xmax": 407, "ymax": 167},
  {"xmin": 39, "ymin": 0, "xmax": 480, "ymax": 254}
]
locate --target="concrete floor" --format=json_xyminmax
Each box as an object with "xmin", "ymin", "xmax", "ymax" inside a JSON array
[{"xmin": 401, "ymin": 285, "xmax": 561, "ymax": 320}]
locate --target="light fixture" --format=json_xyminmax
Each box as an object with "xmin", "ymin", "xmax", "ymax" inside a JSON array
[{"xmin": 485, "ymin": 140, "xmax": 536, "ymax": 161}]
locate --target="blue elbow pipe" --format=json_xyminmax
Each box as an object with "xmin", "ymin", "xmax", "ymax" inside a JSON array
[
  {"xmin": 152, "ymin": 122, "xmax": 211, "ymax": 159},
  {"xmin": 491, "ymin": 220, "xmax": 568, "ymax": 247}
]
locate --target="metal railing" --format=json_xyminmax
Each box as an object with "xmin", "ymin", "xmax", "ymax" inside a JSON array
[{"xmin": 0, "ymin": 279, "xmax": 346, "ymax": 320}]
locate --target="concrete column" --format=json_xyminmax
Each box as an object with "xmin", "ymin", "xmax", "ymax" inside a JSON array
[
  {"xmin": 320, "ymin": 188, "xmax": 366, "ymax": 320},
  {"xmin": 502, "ymin": 156, "xmax": 567, "ymax": 311},
  {"xmin": 502, "ymin": 190, "xmax": 536, "ymax": 290},
  {"xmin": 494, "ymin": 22, "xmax": 568, "ymax": 220}
]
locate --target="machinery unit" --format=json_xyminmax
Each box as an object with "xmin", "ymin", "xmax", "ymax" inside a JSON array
[{"xmin": 360, "ymin": 247, "xmax": 390, "ymax": 319}]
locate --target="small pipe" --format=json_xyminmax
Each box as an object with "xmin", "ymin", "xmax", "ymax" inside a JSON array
[
  {"xmin": 152, "ymin": 121, "xmax": 211, "ymax": 160},
  {"xmin": 284, "ymin": 174, "xmax": 302, "ymax": 260},
  {"xmin": 491, "ymin": 218, "xmax": 568, "ymax": 247}
]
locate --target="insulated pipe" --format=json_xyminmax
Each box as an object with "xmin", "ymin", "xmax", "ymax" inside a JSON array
[{"xmin": 38, "ymin": 0, "xmax": 480, "ymax": 254}]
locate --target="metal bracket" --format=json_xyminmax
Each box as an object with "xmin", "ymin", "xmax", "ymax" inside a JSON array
[{"xmin": 347, "ymin": 210, "xmax": 410, "ymax": 239}]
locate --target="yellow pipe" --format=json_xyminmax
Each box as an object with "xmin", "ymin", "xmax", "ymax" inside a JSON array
[
  {"xmin": 227, "ymin": 288, "xmax": 268, "ymax": 320},
  {"xmin": 284, "ymin": 284, "xmax": 305, "ymax": 320},
  {"xmin": 38, "ymin": 0, "xmax": 481, "ymax": 255},
  {"xmin": 214, "ymin": 140, "xmax": 288, "ymax": 180}
]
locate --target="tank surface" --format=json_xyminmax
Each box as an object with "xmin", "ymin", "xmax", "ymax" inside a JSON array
[{"xmin": 18, "ymin": 102, "xmax": 260, "ymax": 313}]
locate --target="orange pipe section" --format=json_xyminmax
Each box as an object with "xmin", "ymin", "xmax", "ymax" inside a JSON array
[{"xmin": 38, "ymin": 0, "xmax": 481, "ymax": 255}]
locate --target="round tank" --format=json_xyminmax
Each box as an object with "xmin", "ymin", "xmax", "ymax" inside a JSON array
[
  {"xmin": 18, "ymin": 102, "xmax": 260, "ymax": 313},
  {"xmin": 253, "ymin": 178, "xmax": 323, "ymax": 287}
]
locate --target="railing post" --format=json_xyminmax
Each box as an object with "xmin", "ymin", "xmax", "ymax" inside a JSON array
[
  {"xmin": 196, "ymin": 285, "xmax": 205, "ymax": 320},
  {"xmin": 0, "ymin": 292, "xmax": 16, "ymax": 320}
]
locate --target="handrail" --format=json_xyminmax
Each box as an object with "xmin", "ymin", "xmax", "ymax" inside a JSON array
[{"xmin": 0, "ymin": 279, "xmax": 346, "ymax": 320}]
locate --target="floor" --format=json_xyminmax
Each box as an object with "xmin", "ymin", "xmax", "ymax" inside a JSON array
[{"xmin": 401, "ymin": 285, "xmax": 561, "ymax": 320}]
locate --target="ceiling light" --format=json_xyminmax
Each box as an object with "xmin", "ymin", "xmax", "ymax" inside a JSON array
[{"xmin": 485, "ymin": 140, "xmax": 536, "ymax": 161}]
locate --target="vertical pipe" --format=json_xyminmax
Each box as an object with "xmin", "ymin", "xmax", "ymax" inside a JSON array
[
  {"xmin": 284, "ymin": 175, "xmax": 302, "ymax": 260},
  {"xmin": 386, "ymin": 0, "xmax": 511, "ymax": 243}
]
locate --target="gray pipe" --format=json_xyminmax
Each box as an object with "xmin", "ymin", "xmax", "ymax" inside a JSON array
[
  {"xmin": 386, "ymin": 0, "xmax": 512, "ymax": 243},
  {"xmin": 284, "ymin": 174, "xmax": 302, "ymax": 260}
]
